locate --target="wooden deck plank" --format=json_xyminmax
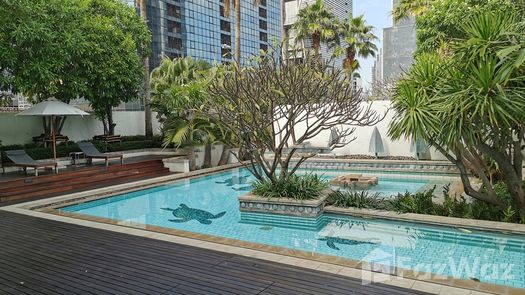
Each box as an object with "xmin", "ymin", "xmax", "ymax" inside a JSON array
[
  {"xmin": 0, "ymin": 223, "xmax": 272, "ymax": 294},
  {"xmin": 0, "ymin": 211, "xmax": 432, "ymax": 295}
]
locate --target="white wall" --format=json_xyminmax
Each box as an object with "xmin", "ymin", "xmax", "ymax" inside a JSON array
[
  {"xmin": 0, "ymin": 111, "xmax": 161, "ymax": 145},
  {"xmin": 283, "ymin": 101, "xmax": 448, "ymax": 160}
]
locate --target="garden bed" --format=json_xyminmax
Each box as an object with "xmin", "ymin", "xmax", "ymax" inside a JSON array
[{"xmin": 239, "ymin": 191, "xmax": 330, "ymax": 217}]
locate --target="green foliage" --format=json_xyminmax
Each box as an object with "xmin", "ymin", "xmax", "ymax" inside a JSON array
[
  {"xmin": 435, "ymin": 194, "xmax": 471, "ymax": 218},
  {"xmin": 385, "ymin": 188, "xmax": 436, "ymax": 214},
  {"xmin": 332, "ymin": 15, "xmax": 378, "ymax": 72},
  {"xmin": 80, "ymin": 0, "xmax": 151, "ymax": 134},
  {"xmin": 150, "ymin": 57, "xmax": 212, "ymax": 117},
  {"xmin": 390, "ymin": 0, "xmax": 521, "ymax": 57},
  {"xmin": 252, "ymin": 174, "xmax": 329, "ymax": 200},
  {"xmin": 293, "ymin": 0, "xmax": 337, "ymax": 52},
  {"xmin": 326, "ymin": 190, "xmax": 381, "ymax": 209},
  {"xmin": 389, "ymin": 9, "xmax": 525, "ymax": 217},
  {"xmin": 0, "ymin": 0, "xmax": 150, "ymax": 134},
  {"xmin": 326, "ymin": 181, "xmax": 525, "ymax": 223},
  {"xmin": 149, "ymin": 57, "xmax": 223, "ymax": 170},
  {"xmin": 0, "ymin": 0, "xmax": 150, "ymax": 101}
]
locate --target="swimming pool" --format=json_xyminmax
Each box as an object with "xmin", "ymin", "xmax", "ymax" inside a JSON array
[{"xmin": 60, "ymin": 168, "xmax": 525, "ymax": 289}]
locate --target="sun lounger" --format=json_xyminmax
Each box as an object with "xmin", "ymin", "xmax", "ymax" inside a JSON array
[
  {"xmin": 78, "ymin": 142, "xmax": 123, "ymax": 167},
  {"xmin": 5, "ymin": 150, "xmax": 57, "ymax": 176}
]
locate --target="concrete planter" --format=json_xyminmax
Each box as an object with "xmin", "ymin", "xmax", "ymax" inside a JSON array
[{"xmin": 238, "ymin": 190, "xmax": 330, "ymax": 217}]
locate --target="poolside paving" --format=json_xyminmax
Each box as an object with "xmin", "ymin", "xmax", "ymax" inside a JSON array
[{"xmin": 0, "ymin": 210, "xmax": 432, "ymax": 295}]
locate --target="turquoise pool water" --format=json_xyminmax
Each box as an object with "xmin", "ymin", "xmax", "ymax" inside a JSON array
[{"xmin": 61, "ymin": 168, "xmax": 525, "ymax": 289}]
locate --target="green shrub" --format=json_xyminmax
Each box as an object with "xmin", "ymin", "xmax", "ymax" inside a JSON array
[
  {"xmin": 385, "ymin": 188, "xmax": 436, "ymax": 215},
  {"xmin": 324, "ymin": 181, "xmax": 525, "ymax": 224},
  {"xmin": 437, "ymin": 194, "xmax": 471, "ymax": 218},
  {"xmin": 252, "ymin": 173, "xmax": 329, "ymax": 200},
  {"xmin": 326, "ymin": 190, "xmax": 382, "ymax": 209}
]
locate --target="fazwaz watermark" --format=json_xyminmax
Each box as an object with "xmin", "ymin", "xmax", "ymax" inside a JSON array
[{"xmin": 359, "ymin": 248, "xmax": 514, "ymax": 285}]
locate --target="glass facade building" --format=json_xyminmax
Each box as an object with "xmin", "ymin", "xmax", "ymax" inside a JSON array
[{"xmin": 144, "ymin": 0, "xmax": 282, "ymax": 68}]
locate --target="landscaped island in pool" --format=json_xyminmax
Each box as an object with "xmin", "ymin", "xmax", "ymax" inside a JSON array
[{"xmin": 60, "ymin": 168, "xmax": 525, "ymax": 289}]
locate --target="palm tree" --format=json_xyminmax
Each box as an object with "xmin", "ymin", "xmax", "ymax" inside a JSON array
[
  {"xmin": 335, "ymin": 15, "xmax": 378, "ymax": 72},
  {"xmin": 137, "ymin": 0, "xmax": 153, "ymax": 137},
  {"xmin": 164, "ymin": 116, "xmax": 218, "ymax": 170},
  {"xmin": 293, "ymin": 0, "xmax": 336, "ymax": 55},
  {"xmin": 391, "ymin": 0, "xmax": 430, "ymax": 23},
  {"xmin": 223, "ymin": 0, "xmax": 261, "ymax": 66}
]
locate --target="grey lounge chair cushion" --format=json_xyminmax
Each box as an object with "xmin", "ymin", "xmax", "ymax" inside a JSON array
[
  {"xmin": 5, "ymin": 150, "xmax": 55, "ymax": 166},
  {"xmin": 78, "ymin": 142, "xmax": 122, "ymax": 158}
]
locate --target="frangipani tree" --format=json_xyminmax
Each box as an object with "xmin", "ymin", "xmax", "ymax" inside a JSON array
[
  {"xmin": 206, "ymin": 48, "xmax": 383, "ymax": 183},
  {"xmin": 389, "ymin": 11, "xmax": 525, "ymax": 220}
]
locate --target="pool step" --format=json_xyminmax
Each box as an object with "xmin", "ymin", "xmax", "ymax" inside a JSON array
[
  {"xmin": 0, "ymin": 160, "xmax": 171, "ymax": 203},
  {"xmin": 239, "ymin": 212, "xmax": 329, "ymax": 231}
]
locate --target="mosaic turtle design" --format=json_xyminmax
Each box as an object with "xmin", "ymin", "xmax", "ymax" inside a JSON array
[
  {"xmin": 319, "ymin": 236, "xmax": 377, "ymax": 250},
  {"xmin": 161, "ymin": 204, "xmax": 226, "ymax": 225}
]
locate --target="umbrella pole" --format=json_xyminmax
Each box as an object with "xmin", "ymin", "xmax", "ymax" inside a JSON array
[{"xmin": 52, "ymin": 115, "xmax": 57, "ymax": 163}]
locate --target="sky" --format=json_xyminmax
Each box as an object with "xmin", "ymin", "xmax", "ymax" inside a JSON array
[{"xmin": 353, "ymin": 0, "xmax": 393, "ymax": 89}]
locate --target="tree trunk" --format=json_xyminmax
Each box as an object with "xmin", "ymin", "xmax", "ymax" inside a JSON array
[
  {"xmin": 234, "ymin": 0, "xmax": 241, "ymax": 66},
  {"xmin": 139, "ymin": 0, "xmax": 153, "ymax": 138},
  {"xmin": 343, "ymin": 46, "xmax": 356, "ymax": 71},
  {"xmin": 281, "ymin": 0, "xmax": 287, "ymax": 61},
  {"xmin": 311, "ymin": 32, "xmax": 321, "ymax": 55},
  {"xmin": 203, "ymin": 142, "xmax": 212, "ymax": 168},
  {"xmin": 218, "ymin": 144, "xmax": 231, "ymax": 165},
  {"xmin": 102, "ymin": 118, "xmax": 108, "ymax": 135},
  {"xmin": 188, "ymin": 146, "xmax": 196, "ymax": 171},
  {"xmin": 107, "ymin": 106, "xmax": 115, "ymax": 135}
]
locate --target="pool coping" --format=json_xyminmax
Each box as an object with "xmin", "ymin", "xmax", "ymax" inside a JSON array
[
  {"xmin": 325, "ymin": 206, "xmax": 525, "ymax": 235},
  {"xmin": 1, "ymin": 164, "xmax": 523, "ymax": 295}
]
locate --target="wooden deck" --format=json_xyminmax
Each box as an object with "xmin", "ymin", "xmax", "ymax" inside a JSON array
[
  {"xmin": 0, "ymin": 211, "xmax": 431, "ymax": 295},
  {"xmin": 0, "ymin": 157, "xmax": 172, "ymax": 205}
]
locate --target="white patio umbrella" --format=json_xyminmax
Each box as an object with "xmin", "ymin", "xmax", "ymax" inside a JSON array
[
  {"xmin": 368, "ymin": 126, "xmax": 385, "ymax": 158},
  {"xmin": 410, "ymin": 137, "xmax": 430, "ymax": 160},
  {"xmin": 16, "ymin": 98, "xmax": 89, "ymax": 161}
]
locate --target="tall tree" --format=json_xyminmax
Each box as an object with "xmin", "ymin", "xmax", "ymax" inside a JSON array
[
  {"xmin": 223, "ymin": 0, "xmax": 261, "ymax": 66},
  {"xmin": 334, "ymin": 15, "xmax": 378, "ymax": 72},
  {"xmin": 206, "ymin": 47, "xmax": 383, "ymax": 183},
  {"xmin": 0, "ymin": 0, "xmax": 150, "ymax": 135},
  {"xmin": 82, "ymin": 0, "xmax": 151, "ymax": 135},
  {"xmin": 391, "ymin": 0, "xmax": 429, "ymax": 23},
  {"xmin": 138, "ymin": 0, "xmax": 154, "ymax": 137},
  {"xmin": 293, "ymin": 0, "xmax": 336, "ymax": 55},
  {"xmin": 389, "ymin": 10, "xmax": 525, "ymax": 220},
  {"xmin": 0, "ymin": 0, "xmax": 87, "ymax": 102},
  {"xmin": 150, "ymin": 57, "xmax": 218, "ymax": 170}
]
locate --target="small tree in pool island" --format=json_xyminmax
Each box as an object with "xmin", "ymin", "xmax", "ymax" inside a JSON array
[{"xmin": 205, "ymin": 47, "xmax": 383, "ymax": 184}]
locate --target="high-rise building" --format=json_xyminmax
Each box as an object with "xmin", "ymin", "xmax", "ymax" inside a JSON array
[
  {"xmin": 137, "ymin": 0, "xmax": 281, "ymax": 69},
  {"xmin": 380, "ymin": 0, "xmax": 416, "ymax": 81},
  {"xmin": 371, "ymin": 48, "xmax": 383, "ymax": 86},
  {"xmin": 284, "ymin": 0, "xmax": 352, "ymax": 68}
]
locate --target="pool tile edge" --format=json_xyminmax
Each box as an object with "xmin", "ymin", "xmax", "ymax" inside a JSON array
[{"xmin": 325, "ymin": 206, "xmax": 525, "ymax": 235}]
